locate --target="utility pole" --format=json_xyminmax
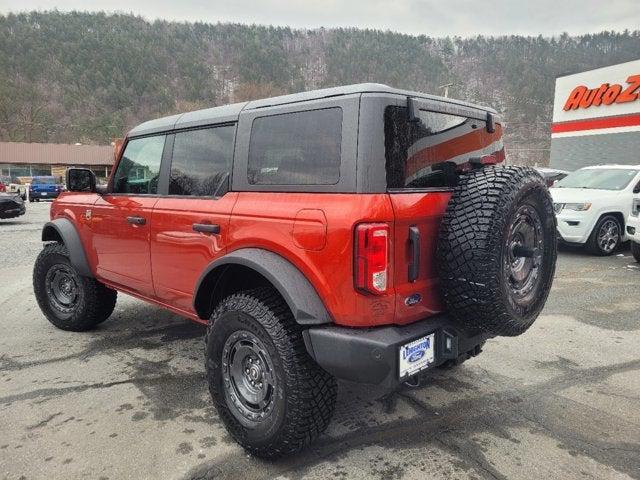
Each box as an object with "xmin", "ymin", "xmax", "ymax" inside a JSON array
[{"xmin": 439, "ymin": 83, "xmax": 455, "ymax": 98}]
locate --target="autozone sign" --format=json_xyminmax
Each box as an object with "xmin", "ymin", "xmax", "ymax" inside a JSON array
[
  {"xmin": 552, "ymin": 59, "xmax": 640, "ymax": 137},
  {"xmin": 563, "ymin": 75, "xmax": 640, "ymax": 110}
]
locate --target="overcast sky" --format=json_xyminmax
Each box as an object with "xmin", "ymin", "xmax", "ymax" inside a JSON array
[{"xmin": 0, "ymin": 0, "xmax": 638, "ymax": 37}]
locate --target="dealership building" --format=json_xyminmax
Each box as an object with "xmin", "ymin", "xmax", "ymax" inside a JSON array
[
  {"xmin": 0, "ymin": 142, "xmax": 115, "ymax": 181},
  {"xmin": 550, "ymin": 59, "xmax": 640, "ymax": 171}
]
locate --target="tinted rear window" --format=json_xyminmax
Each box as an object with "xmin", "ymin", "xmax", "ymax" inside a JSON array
[
  {"xmin": 384, "ymin": 106, "xmax": 503, "ymax": 189},
  {"xmin": 248, "ymin": 108, "xmax": 342, "ymax": 185},
  {"xmin": 169, "ymin": 125, "xmax": 235, "ymax": 196}
]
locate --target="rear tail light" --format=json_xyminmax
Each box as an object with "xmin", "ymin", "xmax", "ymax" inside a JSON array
[
  {"xmin": 0, "ymin": 184, "xmax": 5, "ymax": 192},
  {"xmin": 354, "ymin": 223, "xmax": 390, "ymax": 294}
]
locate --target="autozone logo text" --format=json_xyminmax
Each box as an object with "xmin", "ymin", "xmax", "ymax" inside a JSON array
[{"xmin": 563, "ymin": 74, "xmax": 640, "ymax": 111}]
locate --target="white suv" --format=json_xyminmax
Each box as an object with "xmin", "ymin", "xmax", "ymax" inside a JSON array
[
  {"xmin": 627, "ymin": 198, "xmax": 640, "ymax": 262},
  {"xmin": 550, "ymin": 165, "xmax": 640, "ymax": 256}
]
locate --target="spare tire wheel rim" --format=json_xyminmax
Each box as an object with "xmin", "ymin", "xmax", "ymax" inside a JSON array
[
  {"xmin": 504, "ymin": 203, "xmax": 544, "ymax": 305},
  {"xmin": 222, "ymin": 330, "xmax": 276, "ymax": 423},
  {"xmin": 597, "ymin": 219, "xmax": 619, "ymax": 253}
]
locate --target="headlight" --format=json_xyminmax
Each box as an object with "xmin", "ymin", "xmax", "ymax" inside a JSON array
[
  {"xmin": 632, "ymin": 199, "xmax": 640, "ymax": 216},
  {"xmin": 563, "ymin": 202, "xmax": 592, "ymax": 211}
]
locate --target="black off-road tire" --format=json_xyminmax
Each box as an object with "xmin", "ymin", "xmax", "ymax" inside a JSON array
[
  {"xmin": 437, "ymin": 166, "xmax": 557, "ymax": 337},
  {"xmin": 33, "ymin": 243, "xmax": 117, "ymax": 331},
  {"xmin": 586, "ymin": 214, "xmax": 622, "ymax": 256},
  {"xmin": 205, "ymin": 287, "xmax": 337, "ymax": 458},
  {"xmin": 632, "ymin": 242, "xmax": 640, "ymax": 263}
]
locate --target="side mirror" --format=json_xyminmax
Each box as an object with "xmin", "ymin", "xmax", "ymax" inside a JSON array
[{"xmin": 66, "ymin": 168, "xmax": 96, "ymax": 193}]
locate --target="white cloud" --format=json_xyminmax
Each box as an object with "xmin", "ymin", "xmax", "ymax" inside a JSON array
[{"xmin": 0, "ymin": 0, "xmax": 638, "ymax": 37}]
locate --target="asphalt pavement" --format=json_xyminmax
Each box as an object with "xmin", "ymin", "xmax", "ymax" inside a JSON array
[{"xmin": 0, "ymin": 202, "xmax": 639, "ymax": 480}]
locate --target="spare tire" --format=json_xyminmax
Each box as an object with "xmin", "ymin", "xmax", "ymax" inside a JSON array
[{"xmin": 437, "ymin": 166, "xmax": 557, "ymax": 337}]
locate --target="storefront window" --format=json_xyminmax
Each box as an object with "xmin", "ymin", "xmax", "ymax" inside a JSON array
[{"xmin": 30, "ymin": 166, "xmax": 52, "ymax": 176}]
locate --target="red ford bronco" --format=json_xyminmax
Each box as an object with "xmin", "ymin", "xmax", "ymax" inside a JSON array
[{"xmin": 33, "ymin": 84, "xmax": 557, "ymax": 457}]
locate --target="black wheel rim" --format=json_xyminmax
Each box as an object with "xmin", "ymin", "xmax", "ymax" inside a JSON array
[
  {"xmin": 222, "ymin": 330, "xmax": 276, "ymax": 423},
  {"xmin": 597, "ymin": 219, "xmax": 619, "ymax": 253},
  {"xmin": 45, "ymin": 264, "xmax": 80, "ymax": 313},
  {"xmin": 504, "ymin": 204, "xmax": 544, "ymax": 306}
]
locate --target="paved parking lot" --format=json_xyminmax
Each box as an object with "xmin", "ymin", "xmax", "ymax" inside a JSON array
[{"xmin": 1, "ymin": 202, "xmax": 639, "ymax": 480}]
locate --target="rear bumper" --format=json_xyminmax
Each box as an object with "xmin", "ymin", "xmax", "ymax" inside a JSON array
[
  {"xmin": 30, "ymin": 191, "xmax": 60, "ymax": 199},
  {"xmin": 0, "ymin": 200, "xmax": 26, "ymax": 218},
  {"xmin": 303, "ymin": 314, "xmax": 490, "ymax": 390}
]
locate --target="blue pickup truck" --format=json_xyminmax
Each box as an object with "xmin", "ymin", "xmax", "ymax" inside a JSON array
[{"xmin": 29, "ymin": 176, "xmax": 64, "ymax": 202}]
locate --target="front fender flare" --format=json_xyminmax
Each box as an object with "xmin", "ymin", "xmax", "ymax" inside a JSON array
[
  {"xmin": 193, "ymin": 248, "xmax": 333, "ymax": 325},
  {"xmin": 42, "ymin": 218, "xmax": 93, "ymax": 277}
]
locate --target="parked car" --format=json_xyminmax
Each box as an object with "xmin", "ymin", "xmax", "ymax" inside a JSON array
[
  {"xmin": 551, "ymin": 165, "xmax": 640, "ymax": 255},
  {"xmin": 0, "ymin": 175, "xmax": 27, "ymax": 200},
  {"xmin": 627, "ymin": 197, "xmax": 640, "ymax": 262},
  {"xmin": 29, "ymin": 176, "xmax": 64, "ymax": 201},
  {"xmin": 0, "ymin": 191, "xmax": 26, "ymax": 219},
  {"xmin": 33, "ymin": 84, "xmax": 557, "ymax": 457},
  {"xmin": 534, "ymin": 167, "xmax": 569, "ymax": 187}
]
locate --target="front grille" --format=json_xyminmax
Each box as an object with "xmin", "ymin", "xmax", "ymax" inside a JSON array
[{"xmin": 553, "ymin": 203, "xmax": 564, "ymax": 214}]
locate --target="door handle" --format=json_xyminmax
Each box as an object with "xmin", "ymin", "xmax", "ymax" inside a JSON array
[
  {"xmin": 126, "ymin": 216, "xmax": 146, "ymax": 226},
  {"xmin": 192, "ymin": 223, "xmax": 220, "ymax": 234},
  {"xmin": 408, "ymin": 226, "xmax": 420, "ymax": 282}
]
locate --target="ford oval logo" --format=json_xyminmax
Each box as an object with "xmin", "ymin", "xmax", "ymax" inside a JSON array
[
  {"xmin": 405, "ymin": 293, "xmax": 422, "ymax": 306},
  {"xmin": 407, "ymin": 350, "xmax": 425, "ymax": 363}
]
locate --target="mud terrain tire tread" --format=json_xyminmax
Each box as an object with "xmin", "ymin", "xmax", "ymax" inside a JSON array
[
  {"xmin": 33, "ymin": 242, "xmax": 117, "ymax": 331},
  {"xmin": 437, "ymin": 166, "xmax": 557, "ymax": 337},
  {"xmin": 205, "ymin": 287, "xmax": 337, "ymax": 459}
]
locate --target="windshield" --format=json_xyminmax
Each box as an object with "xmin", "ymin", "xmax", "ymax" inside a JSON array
[
  {"xmin": 555, "ymin": 168, "xmax": 639, "ymax": 191},
  {"xmin": 33, "ymin": 177, "xmax": 56, "ymax": 185}
]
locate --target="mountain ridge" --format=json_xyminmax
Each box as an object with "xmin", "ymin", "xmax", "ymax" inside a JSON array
[{"xmin": 1, "ymin": 11, "xmax": 639, "ymax": 165}]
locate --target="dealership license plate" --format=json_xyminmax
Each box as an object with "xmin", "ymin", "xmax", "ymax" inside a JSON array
[
  {"xmin": 40, "ymin": 192, "xmax": 47, "ymax": 196},
  {"xmin": 399, "ymin": 333, "xmax": 435, "ymax": 378}
]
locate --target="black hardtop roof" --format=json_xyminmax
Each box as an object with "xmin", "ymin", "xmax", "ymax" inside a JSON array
[{"xmin": 128, "ymin": 83, "xmax": 497, "ymax": 137}]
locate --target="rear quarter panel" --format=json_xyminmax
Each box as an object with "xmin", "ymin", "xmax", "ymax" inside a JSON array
[{"xmin": 229, "ymin": 192, "xmax": 398, "ymax": 327}]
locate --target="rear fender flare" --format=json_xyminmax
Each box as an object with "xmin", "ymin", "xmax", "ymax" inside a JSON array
[
  {"xmin": 193, "ymin": 248, "xmax": 332, "ymax": 325},
  {"xmin": 41, "ymin": 218, "xmax": 93, "ymax": 277}
]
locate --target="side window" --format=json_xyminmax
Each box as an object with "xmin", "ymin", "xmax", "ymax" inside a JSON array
[
  {"xmin": 112, "ymin": 135, "xmax": 165, "ymax": 194},
  {"xmin": 169, "ymin": 125, "xmax": 235, "ymax": 196},
  {"xmin": 248, "ymin": 108, "xmax": 342, "ymax": 185},
  {"xmin": 384, "ymin": 106, "xmax": 504, "ymax": 189}
]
